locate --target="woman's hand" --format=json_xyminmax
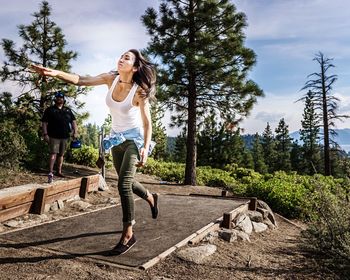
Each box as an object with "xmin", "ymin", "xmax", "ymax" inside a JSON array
[
  {"xmin": 30, "ymin": 64, "xmax": 60, "ymax": 77},
  {"xmin": 136, "ymin": 147, "xmax": 149, "ymax": 167}
]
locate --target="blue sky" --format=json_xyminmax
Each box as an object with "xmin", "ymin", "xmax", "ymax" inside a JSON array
[{"xmin": 1, "ymin": 0, "xmax": 350, "ymax": 136}]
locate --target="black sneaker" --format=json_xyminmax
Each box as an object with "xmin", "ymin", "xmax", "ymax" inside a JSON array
[
  {"xmin": 109, "ymin": 235, "xmax": 137, "ymax": 256},
  {"xmin": 151, "ymin": 193, "xmax": 159, "ymax": 219}
]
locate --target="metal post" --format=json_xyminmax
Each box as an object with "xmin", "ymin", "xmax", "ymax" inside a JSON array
[{"xmin": 101, "ymin": 127, "xmax": 105, "ymax": 179}]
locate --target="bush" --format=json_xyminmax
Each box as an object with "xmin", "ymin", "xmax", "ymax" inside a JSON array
[
  {"xmin": 303, "ymin": 183, "xmax": 350, "ymax": 274},
  {"xmin": 0, "ymin": 121, "xmax": 27, "ymax": 169},
  {"xmin": 66, "ymin": 145, "xmax": 99, "ymax": 167}
]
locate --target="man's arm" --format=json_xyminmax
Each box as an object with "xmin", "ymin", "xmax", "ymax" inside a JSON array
[
  {"xmin": 42, "ymin": 122, "xmax": 49, "ymax": 143},
  {"xmin": 71, "ymin": 120, "xmax": 78, "ymax": 138}
]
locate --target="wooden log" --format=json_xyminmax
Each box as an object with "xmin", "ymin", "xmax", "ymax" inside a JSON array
[
  {"xmin": 45, "ymin": 188, "xmax": 80, "ymax": 205},
  {"xmin": 79, "ymin": 177, "xmax": 90, "ymax": 199},
  {"xmin": 46, "ymin": 178, "xmax": 82, "ymax": 196},
  {"xmin": 0, "ymin": 203, "xmax": 32, "ymax": 222},
  {"xmin": 222, "ymin": 212, "xmax": 233, "ymax": 229},
  {"xmin": 0, "ymin": 189, "xmax": 37, "ymax": 210},
  {"xmin": 31, "ymin": 188, "xmax": 48, "ymax": 215},
  {"xmin": 248, "ymin": 197, "xmax": 257, "ymax": 211}
]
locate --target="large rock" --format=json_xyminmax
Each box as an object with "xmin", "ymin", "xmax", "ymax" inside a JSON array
[
  {"xmin": 219, "ymin": 229, "xmax": 237, "ymax": 242},
  {"xmin": 176, "ymin": 244, "xmax": 217, "ymax": 264},
  {"xmin": 247, "ymin": 210, "xmax": 264, "ymax": 223},
  {"xmin": 252, "ymin": 221, "xmax": 268, "ymax": 233},
  {"xmin": 257, "ymin": 200, "xmax": 278, "ymax": 227},
  {"xmin": 234, "ymin": 213, "xmax": 253, "ymax": 235}
]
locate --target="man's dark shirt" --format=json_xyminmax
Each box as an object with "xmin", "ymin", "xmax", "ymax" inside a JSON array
[{"xmin": 42, "ymin": 105, "xmax": 76, "ymax": 139}]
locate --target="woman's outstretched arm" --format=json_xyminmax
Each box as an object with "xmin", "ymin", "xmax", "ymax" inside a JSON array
[{"xmin": 30, "ymin": 64, "xmax": 112, "ymax": 86}]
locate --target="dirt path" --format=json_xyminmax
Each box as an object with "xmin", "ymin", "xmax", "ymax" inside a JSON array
[{"xmin": 0, "ymin": 165, "xmax": 340, "ymax": 280}]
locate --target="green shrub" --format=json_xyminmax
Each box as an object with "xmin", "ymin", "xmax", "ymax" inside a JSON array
[
  {"xmin": 67, "ymin": 145, "xmax": 99, "ymax": 167},
  {"xmin": 303, "ymin": 183, "xmax": 350, "ymax": 274},
  {"xmin": 0, "ymin": 121, "xmax": 27, "ymax": 169},
  {"xmin": 197, "ymin": 166, "xmax": 237, "ymax": 191}
]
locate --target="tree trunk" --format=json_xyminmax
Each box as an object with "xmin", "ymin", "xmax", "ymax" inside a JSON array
[
  {"xmin": 184, "ymin": 0, "xmax": 197, "ymax": 185},
  {"xmin": 321, "ymin": 56, "xmax": 331, "ymax": 176}
]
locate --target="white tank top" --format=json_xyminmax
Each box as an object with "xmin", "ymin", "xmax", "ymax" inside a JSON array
[{"xmin": 105, "ymin": 75, "xmax": 142, "ymax": 133}]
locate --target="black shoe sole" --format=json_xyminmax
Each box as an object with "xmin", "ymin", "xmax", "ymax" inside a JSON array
[{"xmin": 151, "ymin": 193, "xmax": 159, "ymax": 219}]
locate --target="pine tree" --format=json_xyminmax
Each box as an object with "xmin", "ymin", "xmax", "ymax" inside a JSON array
[
  {"xmin": 298, "ymin": 90, "xmax": 321, "ymax": 174},
  {"xmin": 251, "ymin": 133, "xmax": 268, "ymax": 173},
  {"xmin": 142, "ymin": 0, "xmax": 263, "ymax": 185},
  {"xmin": 261, "ymin": 122, "xmax": 276, "ymax": 173},
  {"xmin": 151, "ymin": 101, "xmax": 168, "ymax": 160},
  {"xmin": 197, "ymin": 110, "xmax": 221, "ymax": 167},
  {"xmin": 274, "ymin": 118, "xmax": 292, "ymax": 172},
  {"xmin": 174, "ymin": 130, "xmax": 187, "ymax": 163},
  {"xmin": 301, "ymin": 52, "xmax": 349, "ymax": 175}
]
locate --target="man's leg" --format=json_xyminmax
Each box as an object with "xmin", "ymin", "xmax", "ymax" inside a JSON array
[
  {"xmin": 56, "ymin": 139, "xmax": 68, "ymax": 176},
  {"xmin": 48, "ymin": 138, "xmax": 60, "ymax": 183},
  {"xmin": 49, "ymin": 153, "xmax": 57, "ymax": 174},
  {"xmin": 56, "ymin": 155, "xmax": 63, "ymax": 174}
]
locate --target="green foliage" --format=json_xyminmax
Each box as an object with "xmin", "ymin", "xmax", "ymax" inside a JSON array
[
  {"xmin": 196, "ymin": 166, "xmax": 237, "ymax": 190},
  {"xmin": 80, "ymin": 123, "xmax": 100, "ymax": 148},
  {"xmin": 66, "ymin": 145, "xmax": 99, "ymax": 168},
  {"xmin": 140, "ymin": 158, "xmax": 185, "ymax": 183},
  {"xmin": 303, "ymin": 182, "xmax": 350, "ymax": 273},
  {"xmin": 151, "ymin": 101, "xmax": 168, "ymax": 160},
  {"xmin": 0, "ymin": 120, "xmax": 27, "ymax": 169},
  {"xmin": 274, "ymin": 118, "xmax": 292, "ymax": 171},
  {"xmin": 140, "ymin": 158, "xmax": 350, "ymax": 222}
]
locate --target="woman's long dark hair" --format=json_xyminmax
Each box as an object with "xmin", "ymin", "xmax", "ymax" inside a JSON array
[{"xmin": 128, "ymin": 49, "xmax": 156, "ymax": 101}]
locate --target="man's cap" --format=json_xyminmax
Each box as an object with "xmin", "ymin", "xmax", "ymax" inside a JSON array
[{"xmin": 55, "ymin": 91, "xmax": 65, "ymax": 98}]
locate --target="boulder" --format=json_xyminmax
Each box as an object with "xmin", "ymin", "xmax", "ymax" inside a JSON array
[
  {"xmin": 252, "ymin": 221, "xmax": 268, "ymax": 233},
  {"xmin": 176, "ymin": 244, "xmax": 217, "ymax": 264}
]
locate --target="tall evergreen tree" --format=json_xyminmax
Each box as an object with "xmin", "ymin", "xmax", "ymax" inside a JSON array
[
  {"xmin": 261, "ymin": 122, "xmax": 276, "ymax": 173},
  {"xmin": 298, "ymin": 90, "xmax": 321, "ymax": 174},
  {"xmin": 274, "ymin": 118, "xmax": 292, "ymax": 171},
  {"xmin": 142, "ymin": 0, "xmax": 263, "ymax": 185},
  {"xmin": 251, "ymin": 133, "xmax": 268, "ymax": 173},
  {"xmin": 197, "ymin": 110, "xmax": 221, "ymax": 167},
  {"xmin": 151, "ymin": 101, "xmax": 168, "ymax": 160},
  {"xmin": 173, "ymin": 130, "xmax": 187, "ymax": 163},
  {"xmin": 301, "ymin": 52, "xmax": 349, "ymax": 175}
]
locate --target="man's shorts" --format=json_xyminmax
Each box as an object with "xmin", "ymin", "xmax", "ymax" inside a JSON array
[{"xmin": 49, "ymin": 138, "xmax": 68, "ymax": 156}]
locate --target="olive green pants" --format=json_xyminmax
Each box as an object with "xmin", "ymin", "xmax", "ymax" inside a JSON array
[{"xmin": 112, "ymin": 140, "xmax": 149, "ymax": 225}]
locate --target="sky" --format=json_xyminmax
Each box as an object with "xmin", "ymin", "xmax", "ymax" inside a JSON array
[{"xmin": 1, "ymin": 0, "xmax": 350, "ymax": 136}]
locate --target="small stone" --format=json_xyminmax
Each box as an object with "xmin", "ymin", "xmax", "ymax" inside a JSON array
[
  {"xmin": 236, "ymin": 230, "xmax": 251, "ymax": 242},
  {"xmin": 219, "ymin": 229, "xmax": 237, "ymax": 242},
  {"xmin": 4, "ymin": 220, "xmax": 20, "ymax": 228},
  {"xmin": 70, "ymin": 200, "xmax": 91, "ymax": 211},
  {"xmin": 57, "ymin": 200, "xmax": 64, "ymax": 209},
  {"xmin": 50, "ymin": 201, "xmax": 59, "ymax": 211}
]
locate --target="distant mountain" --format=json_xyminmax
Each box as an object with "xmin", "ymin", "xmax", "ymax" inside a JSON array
[{"xmin": 290, "ymin": 128, "xmax": 350, "ymax": 152}]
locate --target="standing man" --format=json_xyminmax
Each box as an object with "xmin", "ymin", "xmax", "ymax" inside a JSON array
[{"xmin": 42, "ymin": 91, "xmax": 78, "ymax": 183}]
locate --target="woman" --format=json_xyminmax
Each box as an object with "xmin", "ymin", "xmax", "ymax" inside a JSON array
[{"xmin": 31, "ymin": 49, "xmax": 158, "ymax": 255}]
